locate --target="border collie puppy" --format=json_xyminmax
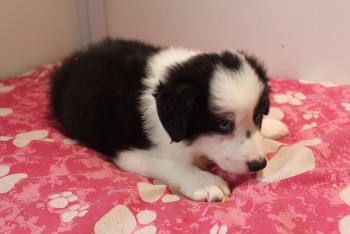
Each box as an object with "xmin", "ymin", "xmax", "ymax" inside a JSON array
[{"xmin": 50, "ymin": 38, "xmax": 289, "ymax": 202}]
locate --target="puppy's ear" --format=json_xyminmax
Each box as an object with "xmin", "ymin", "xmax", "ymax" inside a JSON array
[{"xmin": 154, "ymin": 82, "xmax": 200, "ymax": 142}]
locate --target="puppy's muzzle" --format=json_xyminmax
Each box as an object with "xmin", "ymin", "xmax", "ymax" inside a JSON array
[{"xmin": 247, "ymin": 158, "xmax": 267, "ymax": 172}]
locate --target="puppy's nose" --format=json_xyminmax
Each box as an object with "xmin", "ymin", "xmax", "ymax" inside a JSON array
[{"xmin": 247, "ymin": 158, "xmax": 267, "ymax": 172}]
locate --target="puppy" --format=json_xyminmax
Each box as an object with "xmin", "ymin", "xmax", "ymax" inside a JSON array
[{"xmin": 50, "ymin": 38, "xmax": 289, "ymax": 202}]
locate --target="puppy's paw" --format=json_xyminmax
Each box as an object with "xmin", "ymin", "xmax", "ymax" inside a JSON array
[
  {"xmin": 261, "ymin": 118, "xmax": 290, "ymax": 140},
  {"xmin": 180, "ymin": 171, "xmax": 230, "ymax": 202}
]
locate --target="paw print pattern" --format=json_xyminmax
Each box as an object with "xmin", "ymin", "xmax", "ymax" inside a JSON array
[
  {"xmin": 62, "ymin": 204, "xmax": 90, "ymax": 222},
  {"xmin": 341, "ymin": 103, "xmax": 350, "ymax": 111},
  {"xmin": 303, "ymin": 122, "xmax": 317, "ymax": 131},
  {"xmin": 274, "ymin": 91, "xmax": 306, "ymax": 105},
  {"xmin": 47, "ymin": 191, "xmax": 89, "ymax": 223},
  {"xmin": 210, "ymin": 224, "xmax": 228, "ymax": 234},
  {"xmin": 0, "ymin": 130, "xmax": 54, "ymax": 147},
  {"xmin": 48, "ymin": 191, "xmax": 78, "ymax": 209},
  {"xmin": 303, "ymin": 111, "xmax": 320, "ymax": 120},
  {"xmin": 94, "ymin": 205, "xmax": 157, "ymax": 234},
  {"xmin": 0, "ymin": 165, "xmax": 28, "ymax": 194}
]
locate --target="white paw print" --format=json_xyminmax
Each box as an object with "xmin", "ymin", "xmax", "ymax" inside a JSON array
[
  {"xmin": 303, "ymin": 111, "xmax": 320, "ymax": 120},
  {"xmin": 274, "ymin": 91, "xmax": 306, "ymax": 105},
  {"xmin": 302, "ymin": 122, "xmax": 317, "ymax": 131},
  {"xmin": 62, "ymin": 204, "xmax": 90, "ymax": 222},
  {"xmin": 210, "ymin": 224, "xmax": 228, "ymax": 234},
  {"xmin": 0, "ymin": 165, "xmax": 28, "ymax": 194},
  {"xmin": 0, "ymin": 83, "xmax": 15, "ymax": 92},
  {"xmin": 48, "ymin": 191, "xmax": 78, "ymax": 209},
  {"xmin": 0, "ymin": 130, "xmax": 54, "ymax": 147},
  {"xmin": 94, "ymin": 205, "xmax": 157, "ymax": 234},
  {"xmin": 48, "ymin": 191, "xmax": 89, "ymax": 222},
  {"xmin": 341, "ymin": 103, "xmax": 350, "ymax": 111}
]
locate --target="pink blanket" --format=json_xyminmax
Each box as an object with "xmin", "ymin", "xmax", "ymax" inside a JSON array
[{"xmin": 1, "ymin": 63, "xmax": 350, "ymax": 234}]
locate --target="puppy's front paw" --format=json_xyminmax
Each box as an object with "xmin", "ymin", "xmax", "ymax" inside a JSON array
[
  {"xmin": 180, "ymin": 171, "xmax": 230, "ymax": 202},
  {"xmin": 261, "ymin": 118, "xmax": 289, "ymax": 140}
]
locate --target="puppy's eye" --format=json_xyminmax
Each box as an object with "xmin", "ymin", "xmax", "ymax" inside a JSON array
[{"xmin": 218, "ymin": 120, "xmax": 232, "ymax": 132}]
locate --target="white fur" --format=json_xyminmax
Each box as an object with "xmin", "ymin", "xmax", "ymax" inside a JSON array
[
  {"xmin": 114, "ymin": 48, "xmax": 288, "ymax": 202},
  {"xmin": 199, "ymin": 57, "xmax": 266, "ymax": 175},
  {"xmin": 140, "ymin": 47, "xmax": 199, "ymax": 144}
]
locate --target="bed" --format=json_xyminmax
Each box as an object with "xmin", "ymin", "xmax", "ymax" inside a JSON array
[{"xmin": 1, "ymin": 62, "xmax": 350, "ymax": 234}]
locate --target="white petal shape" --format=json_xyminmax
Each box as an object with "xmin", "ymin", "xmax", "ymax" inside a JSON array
[
  {"xmin": 13, "ymin": 139, "xmax": 32, "ymax": 147},
  {"xmin": 295, "ymin": 138, "xmax": 322, "ymax": 147},
  {"xmin": 339, "ymin": 185, "xmax": 350, "ymax": 207},
  {"xmin": 16, "ymin": 130, "xmax": 49, "ymax": 140},
  {"xmin": 94, "ymin": 205, "xmax": 136, "ymax": 234},
  {"xmin": 294, "ymin": 92, "xmax": 306, "ymax": 100},
  {"xmin": 262, "ymin": 139, "xmax": 285, "ymax": 153},
  {"xmin": 62, "ymin": 210, "xmax": 78, "ymax": 222},
  {"xmin": 0, "ymin": 173, "xmax": 28, "ymax": 194},
  {"xmin": 137, "ymin": 182, "xmax": 166, "ymax": 203},
  {"xmin": 49, "ymin": 197, "xmax": 68, "ymax": 209},
  {"xmin": 0, "ymin": 136, "xmax": 13, "ymax": 141},
  {"xmin": 136, "ymin": 210, "xmax": 156, "ymax": 224},
  {"xmin": 134, "ymin": 226, "xmax": 157, "ymax": 234},
  {"xmin": 0, "ymin": 108, "xmax": 13, "ymax": 117},
  {"xmin": 257, "ymin": 145, "xmax": 315, "ymax": 183},
  {"xmin": 0, "ymin": 84, "xmax": 15, "ymax": 92},
  {"xmin": 290, "ymin": 98, "xmax": 302, "ymax": 105},
  {"xmin": 266, "ymin": 107, "xmax": 284, "ymax": 120},
  {"xmin": 274, "ymin": 94, "xmax": 292, "ymax": 104},
  {"xmin": 63, "ymin": 139, "xmax": 78, "ymax": 145},
  {"xmin": 0, "ymin": 165, "xmax": 10, "ymax": 177},
  {"xmin": 161, "ymin": 194, "xmax": 180, "ymax": 203},
  {"xmin": 339, "ymin": 215, "xmax": 350, "ymax": 234}
]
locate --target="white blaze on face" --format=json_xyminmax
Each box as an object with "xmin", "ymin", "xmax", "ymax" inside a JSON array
[
  {"xmin": 193, "ymin": 59, "xmax": 266, "ymax": 174},
  {"xmin": 209, "ymin": 62, "xmax": 264, "ymax": 122}
]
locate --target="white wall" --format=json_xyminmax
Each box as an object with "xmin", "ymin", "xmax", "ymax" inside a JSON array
[
  {"xmin": 106, "ymin": 0, "xmax": 350, "ymax": 84},
  {"xmin": 0, "ymin": 0, "xmax": 81, "ymax": 79}
]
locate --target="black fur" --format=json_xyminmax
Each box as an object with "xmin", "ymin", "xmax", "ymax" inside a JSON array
[
  {"xmin": 155, "ymin": 51, "xmax": 269, "ymax": 142},
  {"xmin": 50, "ymin": 38, "xmax": 160, "ymax": 155},
  {"xmin": 155, "ymin": 52, "xmax": 241, "ymax": 143}
]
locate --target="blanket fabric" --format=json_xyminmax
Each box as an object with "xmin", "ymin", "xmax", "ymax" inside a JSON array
[{"xmin": 1, "ymin": 63, "xmax": 350, "ymax": 234}]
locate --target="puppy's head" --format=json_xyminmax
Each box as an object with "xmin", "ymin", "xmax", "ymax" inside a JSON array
[{"xmin": 154, "ymin": 50, "xmax": 270, "ymax": 174}]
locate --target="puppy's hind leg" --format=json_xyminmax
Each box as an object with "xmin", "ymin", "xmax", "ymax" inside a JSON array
[{"xmin": 261, "ymin": 118, "xmax": 290, "ymax": 140}]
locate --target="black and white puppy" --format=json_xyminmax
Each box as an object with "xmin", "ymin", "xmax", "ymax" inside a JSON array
[{"xmin": 50, "ymin": 38, "xmax": 289, "ymax": 202}]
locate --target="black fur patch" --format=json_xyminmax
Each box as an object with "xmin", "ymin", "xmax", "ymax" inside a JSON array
[
  {"xmin": 50, "ymin": 38, "xmax": 160, "ymax": 155},
  {"xmin": 155, "ymin": 52, "xmax": 243, "ymax": 142},
  {"xmin": 155, "ymin": 50, "xmax": 270, "ymax": 142}
]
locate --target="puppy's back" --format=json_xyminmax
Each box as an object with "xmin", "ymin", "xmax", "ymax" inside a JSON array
[{"xmin": 50, "ymin": 39, "xmax": 160, "ymax": 155}]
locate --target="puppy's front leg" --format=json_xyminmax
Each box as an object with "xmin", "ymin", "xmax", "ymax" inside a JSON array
[{"xmin": 114, "ymin": 149, "xmax": 230, "ymax": 202}]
